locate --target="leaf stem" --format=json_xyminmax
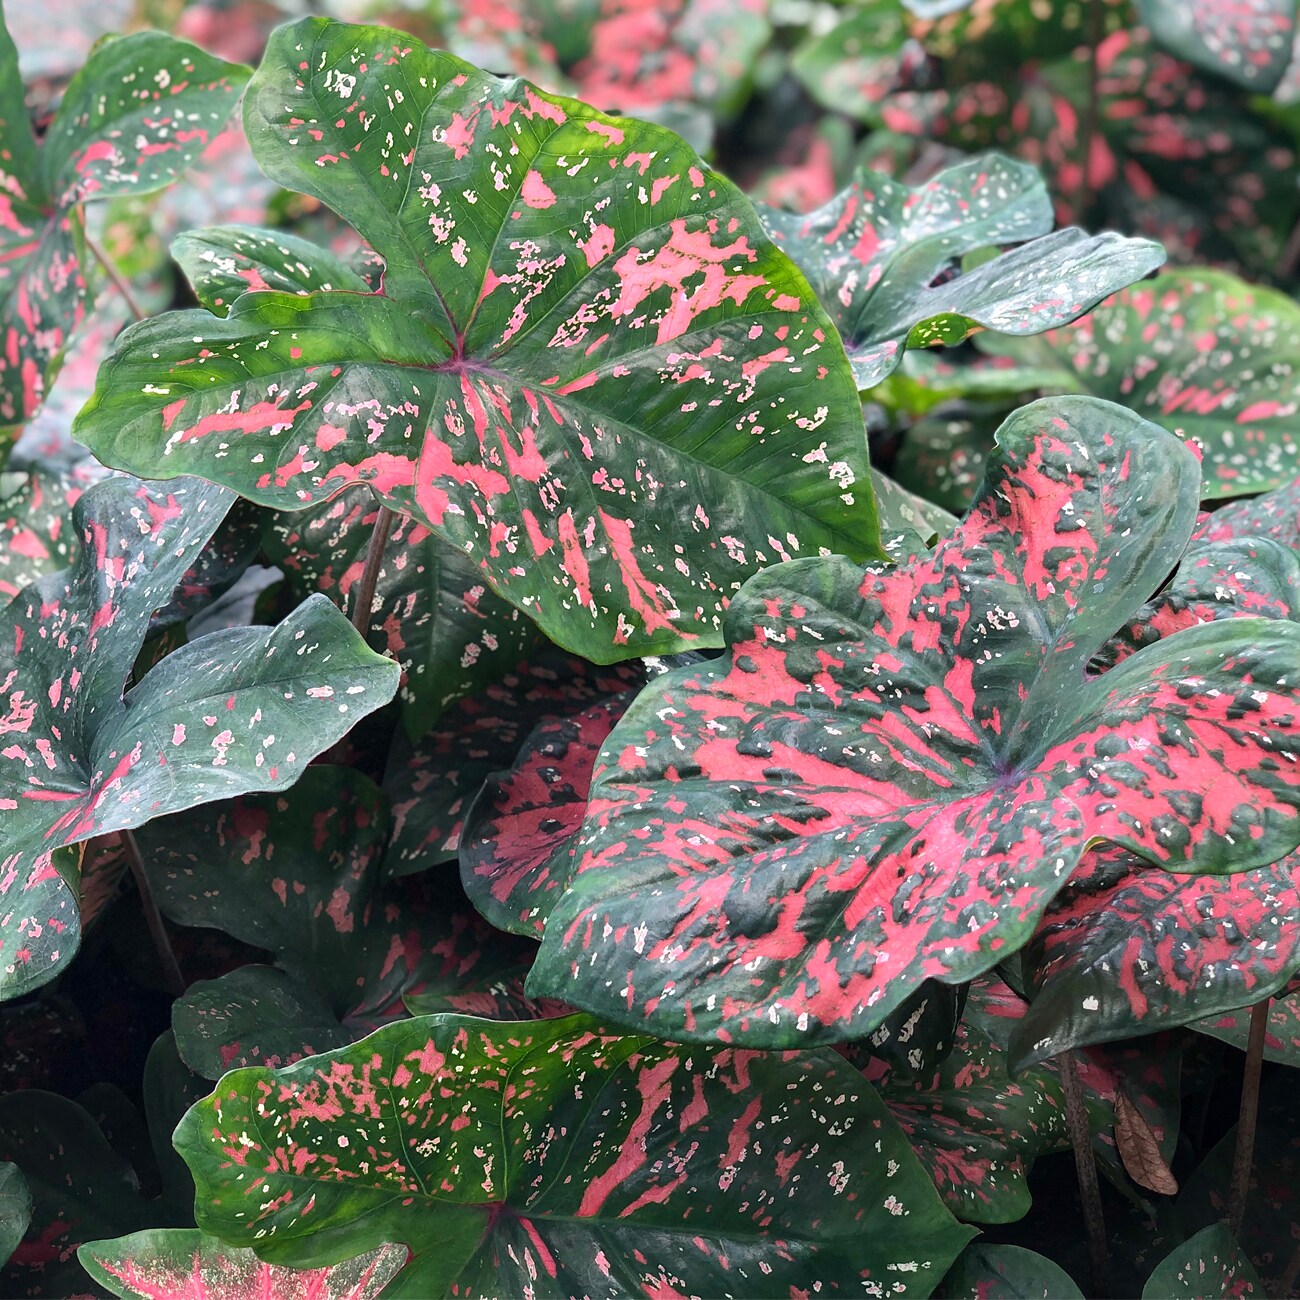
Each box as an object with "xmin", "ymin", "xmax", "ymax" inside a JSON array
[
  {"xmin": 351, "ymin": 505, "xmax": 396, "ymax": 638},
  {"xmin": 84, "ymin": 234, "xmax": 144, "ymax": 323},
  {"xmin": 120, "ymin": 829, "xmax": 185, "ymax": 999},
  {"xmin": 1061, "ymin": 1049, "xmax": 1110, "ymax": 1297},
  {"xmin": 1228, "ymin": 998, "xmax": 1270, "ymax": 1239}
]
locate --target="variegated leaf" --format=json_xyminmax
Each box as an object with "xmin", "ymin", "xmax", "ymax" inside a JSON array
[
  {"xmin": 0, "ymin": 463, "xmax": 102, "ymax": 600},
  {"xmin": 74, "ymin": 18, "xmax": 881, "ymax": 659},
  {"xmin": 1193, "ymin": 474, "xmax": 1300, "ymax": 550},
  {"xmin": 263, "ymin": 487, "xmax": 539, "ymax": 740},
  {"xmin": 0, "ymin": 476, "xmax": 399, "ymax": 859},
  {"xmin": 79, "ymin": 1232, "xmax": 408, "ymax": 1300},
  {"xmin": 1190, "ymin": 989, "xmax": 1300, "ymax": 1068},
  {"xmin": 761, "ymin": 153, "xmax": 1164, "ymax": 389},
  {"xmin": 1137, "ymin": 0, "xmax": 1296, "ymax": 91},
  {"xmin": 527, "ymin": 396, "xmax": 1300, "ymax": 1046},
  {"xmin": 940, "ymin": 1243, "xmax": 1085, "ymax": 1298},
  {"xmin": 174, "ymin": 1013, "xmax": 973, "ymax": 1298},
  {"xmin": 1011, "ymin": 844, "xmax": 1300, "ymax": 1068},
  {"xmin": 0, "ymin": 847, "xmax": 81, "ymax": 1001},
  {"xmin": 1140, "ymin": 1222, "xmax": 1265, "ymax": 1298},
  {"xmin": 0, "ymin": 1162, "xmax": 30, "ymax": 1270},
  {"xmin": 982, "ymin": 272, "xmax": 1300, "ymax": 497}
]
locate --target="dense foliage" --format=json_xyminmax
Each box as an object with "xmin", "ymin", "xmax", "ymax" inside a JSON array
[{"xmin": 2, "ymin": 0, "xmax": 1300, "ymax": 1295}]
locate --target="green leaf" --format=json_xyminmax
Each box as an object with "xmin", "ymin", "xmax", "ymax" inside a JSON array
[
  {"xmin": 940, "ymin": 1242, "xmax": 1085, "ymax": 1298},
  {"xmin": 761, "ymin": 153, "xmax": 1165, "ymax": 389},
  {"xmin": 1191, "ymin": 990, "xmax": 1300, "ymax": 1068},
  {"xmin": 0, "ymin": 8, "xmax": 249, "ymax": 423},
  {"xmin": 79, "ymin": 1230, "xmax": 409, "ymax": 1299},
  {"xmin": 0, "ymin": 476, "xmax": 399, "ymax": 860},
  {"xmin": 171, "ymin": 225, "xmax": 371, "ymax": 317},
  {"xmin": 0, "ymin": 1163, "xmax": 31, "ymax": 1270},
  {"xmin": 870, "ymin": 467, "xmax": 960, "ymax": 553},
  {"xmin": 528, "ymin": 396, "xmax": 1300, "ymax": 1046},
  {"xmin": 1137, "ymin": 0, "xmax": 1296, "ymax": 92},
  {"xmin": 263, "ymin": 487, "xmax": 540, "ymax": 739},
  {"xmin": 74, "ymin": 18, "xmax": 881, "ymax": 659},
  {"xmin": 790, "ymin": 1, "xmax": 911, "ymax": 123},
  {"xmin": 1140, "ymin": 1222, "xmax": 1265, "ymax": 1298},
  {"xmin": 0, "ymin": 1091, "xmax": 153, "ymax": 1297},
  {"xmin": 174, "ymin": 1013, "xmax": 973, "ymax": 1297},
  {"xmin": 982, "ymin": 270, "xmax": 1300, "ymax": 497}
]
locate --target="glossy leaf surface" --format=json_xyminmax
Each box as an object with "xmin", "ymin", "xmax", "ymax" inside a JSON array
[
  {"xmin": 529, "ymin": 396, "xmax": 1300, "ymax": 1046},
  {"xmin": 1140, "ymin": 1221, "xmax": 1264, "ymax": 1298},
  {"xmin": 75, "ymin": 18, "xmax": 881, "ymax": 658},
  {"xmin": 761, "ymin": 154, "xmax": 1164, "ymax": 389},
  {"xmin": 0, "ymin": 477, "xmax": 399, "ymax": 857},
  {"xmin": 983, "ymin": 270, "xmax": 1300, "ymax": 496},
  {"xmin": 176, "ymin": 1013, "xmax": 973, "ymax": 1297},
  {"xmin": 940, "ymin": 1242, "xmax": 1084, "ymax": 1298},
  {"xmin": 79, "ymin": 1230, "xmax": 408, "ymax": 1300}
]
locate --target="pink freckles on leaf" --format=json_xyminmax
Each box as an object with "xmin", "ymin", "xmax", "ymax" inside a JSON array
[
  {"xmin": 578, "ymin": 224, "xmax": 616, "ymax": 268},
  {"xmin": 557, "ymin": 512, "xmax": 593, "ymax": 606},
  {"xmin": 74, "ymin": 140, "xmax": 120, "ymax": 174},
  {"xmin": 520, "ymin": 170, "xmax": 557, "ymax": 210},
  {"xmin": 326, "ymin": 885, "xmax": 354, "ymax": 933},
  {"xmin": 585, "ymin": 120, "xmax": 625, "ymax": 146},
  {"xmin": 172, "ymin": 398, "xmax": 313, "ymax": 445}
]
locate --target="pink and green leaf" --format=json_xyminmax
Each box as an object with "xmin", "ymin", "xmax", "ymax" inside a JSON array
[
  {"xmin": 1190, "ymin": 988, "xmax": 1300, "ymax": 1068},
  {"xmin": 1137, "ymin": 0, "xmax": 1295, "ymax": 92},
  {"xmin": 940, "ymin": 1242, "xmax": 1085, "ymax": 1298},
  {"xmin": 527, "ymin": 396, "xmax": 1300, "ymax": 1046},
  {"xmin": 1140, "ymin": 1221, "xmax": 1264, "ymax": 1298},
  {"xmin": 74, "ymin": 18, "xmax": 881, "ymax": 659},
  {"xmin": 79, "ymin": 1231, "xmax": 408, "ymax": 1300},
  {"xmin": 761, "ymin": 153, "xmax": 1164, "ymax": 389},
  {"xmin": 174, "ymin": 1013, "xmax": 974, "ymax": 1298},
  {"xmin": 0, "ymin": 847, "xmax": 81, "ymax": 1002}
]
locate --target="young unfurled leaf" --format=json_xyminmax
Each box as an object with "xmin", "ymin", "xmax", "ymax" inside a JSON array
[
  {"xmin": 761, "ymin": 154, "xmax": 1165, "ymax": 389},
  {"xmin": 1137, "ymin": 0, "xmax": 1295, "ymax": 92},
  {"xmin": 74, "ymin": 18, "xmax": 881, "ymax": 659},
  {"xmin": 79, "ymin": 1230, "xmax": 408, "ymax": 1300},
  {"xmin": 0, "ymin": 6, "xmax": 249, "ymax": 423},
  {"xmin": 174, "ymin": 1013, "xmax": 973, "ymax": 1298},
  {"xmin": 263, "ymin": 488, "xmax": 540, "ymax": 740},
  {"xmin": 983, "ymin": 271, "xmax": 1300, "ymax": 496},
  {"xmin": 527, "ymin": 396, "xmax": 1300, "ymax": 1047},
  {"xmin": 939, "ymin": 1242, "xmax": 1085, "ymax": 1298},
  {"xmin": 1140, "ymin": 1221, "xmax": 1264, "ymax": 1299},
  {"xmin": 1011, "ymin": 844, "xmax": 1300, "ymax": 1068},
  {"xmin": 0, "ymin": 476, "xmax": 399, "ymax": 863}
]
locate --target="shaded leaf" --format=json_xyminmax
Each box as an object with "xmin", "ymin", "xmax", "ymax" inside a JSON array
[
  {"xmin": 0, "ymin": 846, "xmax": 81, "ymax": 1001},
  {"xmin": 175, "ymin": 1013, "xmax": 974, "ymax": 1297},
  {"xmin": 1140, "ymin": 1221, "xmax": 1264, "ymax": 1298},
  {"xmin": 1193, "ymin": 474, "xmax": 1300, "ymax": 550},
  {"xmin": 1137, "ymin": 0, "xmax": 1295, "ymax": 91},
  {"xmin": 761, "ymin": 153, "xmax": 1164, "ymax": 388},
  {"xmin": 893, "ymin": 402, "xmax": 1002, "ymax": 514},
  {"xmin": 1114, "ymin": 1088, "xmax": 1179, "ymax": 1196},
  {"xmin": 75, "ymin": 17, "xmax": 882, "ymax": 659},
  {"xmin": 939, "ymin": 1242, "xmax": 1084, "ymax": 1298},
  {"xmin": 870, "ymin": 467, "xmax": 960, "ymax": 553},
  {"xmin": 1191, "ymin": 991, "xmax": 1300, "ymax": 1067},
  {"xmin": 0, "ymin": 1163, "xmax": 31, "ymax": 1270},
  {"xmin": 79, "ymin": 1231, "xmax": 408, "ymax": 1300},
  {"xmin": 141, "ymin": 1032, "xmax": 210, "ymax": 1226},
  {"xmin": 982, "ymin": 271, "xmax": 1300, "ymax": 497},
  {"xmin": 528, "ymin": 396, "xmax": 1300, "ymax": 1046}
]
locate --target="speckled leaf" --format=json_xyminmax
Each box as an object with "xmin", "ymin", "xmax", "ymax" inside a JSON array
[
  {"xmin": 0, "ymin": 1163, "xmax": 31, "ymax": 1269},
  {"xmin": 0, "ymin": 1091, "xmax": 152, "ymax": 1299},
  {"xmin": 528, "ymin": 396, "xmax": 1300, "ymax": 1046},
  {"xmin": 893, "ymin": 403, "xmax": 1002, "ymax": 514},
  {"xmin": 839, "ymin": 979, "xmax": 967, "ymax": 1086},
  {"xmin": 0, "ymin": 13, "xmax": 249, "ymax": 424},
  {"xmin": 1193, "ymin": 475, "xmax": 1300, "ymax": 551},
  {"xmin": 1137, "ymin": 0, "xmax": 1295, "ymax": 91},
  {"xmin": 80, "ymin": 1231, "xmax": 408, "ymax": 1300},
  {"xmin": 175, "ymin": 1013, "xmax": 973, "ymax": 1298},
  {"xmin": 761, "ymin": 154, "xmax": 1164, "ymax": 389},
  {"xmin": 171, "ymin": 225, "xmax": 371, "ymax": 317},
  {"xmin": 790, "ymin": 0, "xmax": 911, "ymax": 123},
  {"xmin": 386, "ymin": 653, "xmax": 646, "ymax": 875},
  {"xmin": 460, "ymin": 689, "xmax": 638, "ymax": 937},
  {"xmin": 1141, "ymin": 1221, "xmax": 1264, "ymax": 1298},
  {"xmin": 982, "ymin": 271, "xmax": 1300, "ymax": 497},
  {"xmin": 0, "ymin": 463, "xmax": 103, "ymax": 600},
  {"xmin": 1191, "ymin": 990, "xmax": 1300, "ymax": 1067},
  {"xmin": 74, "ymin": 18, "xmax": 880, "ymax": 660},
  {"xmin": 939, "ymin": 1243, "xmax": 1084, "ymax": 1298},
  {"xmin": 1011, "ymin": 844, "xmax": 1300, "ymax": 1069},
  {"xmin": 263, "ymin": 487, "xmax": 540, "ymax": 740},
  {"xmin": 0, "ymin": 846, "xmax": 81, "ymax": 1002},
  {"xmin": 870, "ymin": 467, "xmax": 960, "ymax": 554},
  {"xmin": 0, "ymin": 476, "xmax": 399, "ymax": 856}
]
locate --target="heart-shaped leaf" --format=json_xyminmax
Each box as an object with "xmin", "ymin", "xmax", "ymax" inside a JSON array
[
  {"xmin": 940, "ymin": 1242, "xmax": 1085, "ymax": 1298},
  {"xmin": 760, "ymin": 153, "xmax": 1165, "ymax": 389},
  {"xmin": 1010, "ymin": 844, "xmax": 1300, "ymax": 1068},
  {"xmin": 263, "ymin": 487, "xmax": 540, "ymax": 739},
  {"xmin": 1137, "ymin": 0, "xmax": 1295, "ymax": 91},
  {"xmin": 171, "ymin": 225, "xmax": 371, "ymax": 317},
  {"xmin": 0, "ymin": 1163, "xmax": 31, "ymax": 1269},
  {"xmin": 1190, "ymin": 989, "xmax": 1300, "ymax": 1068},
  {"xmin": 1140, "ymin": 1221, "xmax": 1265, "ymax": 1298},
  {"xmin": 0, "ymin": 1091, "xmax": 154, "ymax": 1298},
  {"xmin": 174, "ymin": 1013, "xmax": 974, "ymax": 1298},
  {"xmin": 79, "ymin": 1230, "xmax": 408, "ymax": 1300},
  {"xmin": 0, "ymin": 475, "xmax": 399, "ymax": 859},
  {"xmin": 0, "ymin": 9, "xmax": 249, "ymax": 423},
  {"xmin": 982, "ymin": 271, "xmax": 1300, "ymax": 497},
  {"xmin": 527, "ymin": 395, "xmax": 1300, "ymax": 1047},
  {"xmin": 74, "ymin": 17, "xmax": 882, "ymax": 659},
  {"xmin": 386, "ymin": 652, "xmax": 646, "ymax": 875}
]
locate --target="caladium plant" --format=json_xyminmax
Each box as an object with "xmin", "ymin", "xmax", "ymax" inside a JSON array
[{"xmin": 527, "ymin": 395, "xmax": 1300, "ymax": 1046}]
